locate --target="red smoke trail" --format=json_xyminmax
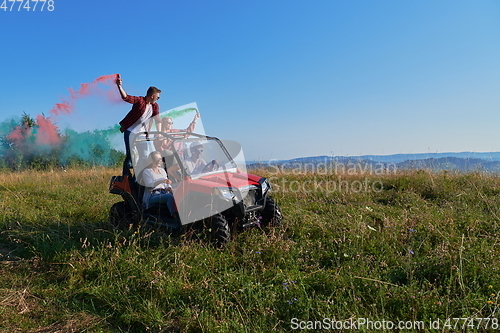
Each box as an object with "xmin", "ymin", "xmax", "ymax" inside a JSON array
[
  {"xmin": 6, "ymin": 125, "xmax": 27, "ymax": 146},
  {"xmin": 7, "ymin": 74, "xmax": 120, "ymax": 148},
  {"xmin": 35, "ymin": 114, "xmax": 60, "ymax": 146},
  {"xmin": 51, "ymin": 73, "xmax": 120, "ymax": 116}
]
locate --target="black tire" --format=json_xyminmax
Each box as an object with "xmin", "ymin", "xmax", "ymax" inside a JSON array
[
  {"xmin": 109, "ymin": 201, "xmax": 135, "ymax": 229},
  {"xmin": 260, "ymin": 197, "xmax": 283, "ymax": 228},
  {"xmin": 210, "ymin": 214, "xmax": 230, "ymax": 247}
]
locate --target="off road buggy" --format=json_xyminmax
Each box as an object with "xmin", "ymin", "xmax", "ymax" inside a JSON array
[{"xmin": 109, "ymin": 131, "xmax": 282, "ymax": 246}]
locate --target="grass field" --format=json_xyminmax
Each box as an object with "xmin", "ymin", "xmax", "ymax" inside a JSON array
[{"xmin": 1, "ymin": 167, "xmax": 500, "ymax": 332}]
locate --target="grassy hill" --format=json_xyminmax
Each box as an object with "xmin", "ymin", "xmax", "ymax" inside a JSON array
[{"xmin": 1, "ymin": 168, "xmax": 499, "ymax": 332}]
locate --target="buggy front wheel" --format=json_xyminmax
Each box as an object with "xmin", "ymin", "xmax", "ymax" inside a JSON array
[
  {"xmin": 260, "ymin": 197, "xmax": 283, "ymax": 228},
  {"xmin": 209, "ymin": 214, "xmax": 230, "ymax": 247}
]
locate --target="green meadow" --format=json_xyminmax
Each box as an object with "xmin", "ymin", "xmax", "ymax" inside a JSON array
[{"xmin": 1, "ymin": 167, "xmax": 499, "ymax": 332}]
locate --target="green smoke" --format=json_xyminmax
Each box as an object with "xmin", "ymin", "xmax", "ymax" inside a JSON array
[
  {"xmin": 161, "ymin": 107, "xmax": 198, "ymax": 119},
  {"xmin": 60, "ymin": 128, "xmax": 123, "ymax": 167},
  {"xmin": 0, "ymin": 107, "xmax": 198, "ymax": 170},
  {"xmin": 0, "ymin": 116, "xmax": 124, "ymax": 170}
]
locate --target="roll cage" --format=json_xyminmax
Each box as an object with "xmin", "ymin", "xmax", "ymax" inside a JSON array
[{"xmin": 129, "ymin": 131, "xmax": 241, "ymax": 181}]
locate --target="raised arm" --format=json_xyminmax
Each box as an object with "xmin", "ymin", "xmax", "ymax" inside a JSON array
[
  {"xmin": 116, "ymin": 75, "xmax": 128, "ymax": 99},
  {"xmin": 185, "ymin": 112, "xmax": 200, "ymax": 132}
]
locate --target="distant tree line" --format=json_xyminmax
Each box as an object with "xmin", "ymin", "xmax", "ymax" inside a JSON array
[{"xmin": 0, "ymin": 112, "xmax": 124, "ymax": 171}]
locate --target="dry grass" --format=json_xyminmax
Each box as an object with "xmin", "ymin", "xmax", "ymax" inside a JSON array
[{"xmin": 1, "ymin": 167, "xmax": 500, "ymax": 332}]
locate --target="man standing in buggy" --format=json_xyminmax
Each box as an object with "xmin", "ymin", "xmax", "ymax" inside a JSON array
[{"xmin": 116, "ymin": 75, "xmax": 162, "ymax": 176}]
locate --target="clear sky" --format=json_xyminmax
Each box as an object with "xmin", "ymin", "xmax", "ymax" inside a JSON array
[{"xmin": 2, "ymin": 0, "xmax": 500, "ymax": 161}]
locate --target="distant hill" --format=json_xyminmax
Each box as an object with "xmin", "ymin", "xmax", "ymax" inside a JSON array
[
  {"xmin": 396, "ymin": 157, "xmax": 500, "ymax": 172},
  {"xmin": 247, "ymin": 152, "xmax": 500, "ymax": 173}
]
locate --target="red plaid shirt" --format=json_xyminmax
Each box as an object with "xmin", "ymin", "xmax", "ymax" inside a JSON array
[{"xmin": 119, "ymin": 95, "xmax": 160, "ymax": 132}]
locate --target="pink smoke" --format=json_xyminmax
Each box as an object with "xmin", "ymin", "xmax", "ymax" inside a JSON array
[
  {"xmin": 50, "ymin": 74, "xmax": 120, "ymax": 116},
  {"xmin": 6, "ymin": 125, "xmax": 26, "ymax": 146},
  {"xmin": 35, "ymin": 115, "xmax": 60, "ymax": 146},
  {"xmin": 7, "ymin": 74, "xmax": 120, "ymax": 148}
]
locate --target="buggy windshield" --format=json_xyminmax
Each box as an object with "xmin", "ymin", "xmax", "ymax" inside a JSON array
[
  {"xmin": 173, "ymin": 136, "xmax": 243, "ymax": 178},
  {"xmin": 130, "ymin": 132, "xmax": 246, "ymax": 183}
]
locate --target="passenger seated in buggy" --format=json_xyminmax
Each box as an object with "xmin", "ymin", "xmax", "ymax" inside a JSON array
[{"xmin": 141, "ymin": 151, "xmax": 176, "ymax": 216}]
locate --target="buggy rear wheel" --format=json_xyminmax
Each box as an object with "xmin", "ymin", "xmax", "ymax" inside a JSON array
[{"xmin": 109, "ymin": 201, "xmax": 136, "ymax": 229}]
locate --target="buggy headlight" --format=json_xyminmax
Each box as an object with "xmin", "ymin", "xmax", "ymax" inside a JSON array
[
  {"xmin": 213, "ymin": 187, "xmax": 236, "ymax": 201},
  {"xmin": 261, "ymin": 179, "xmax": 270, "ymax": 195}
]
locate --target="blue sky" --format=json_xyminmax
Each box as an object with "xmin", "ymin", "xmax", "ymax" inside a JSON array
[{"xmin": 2, "ymin": 0, "xmax": 500, "ymax": 161}]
